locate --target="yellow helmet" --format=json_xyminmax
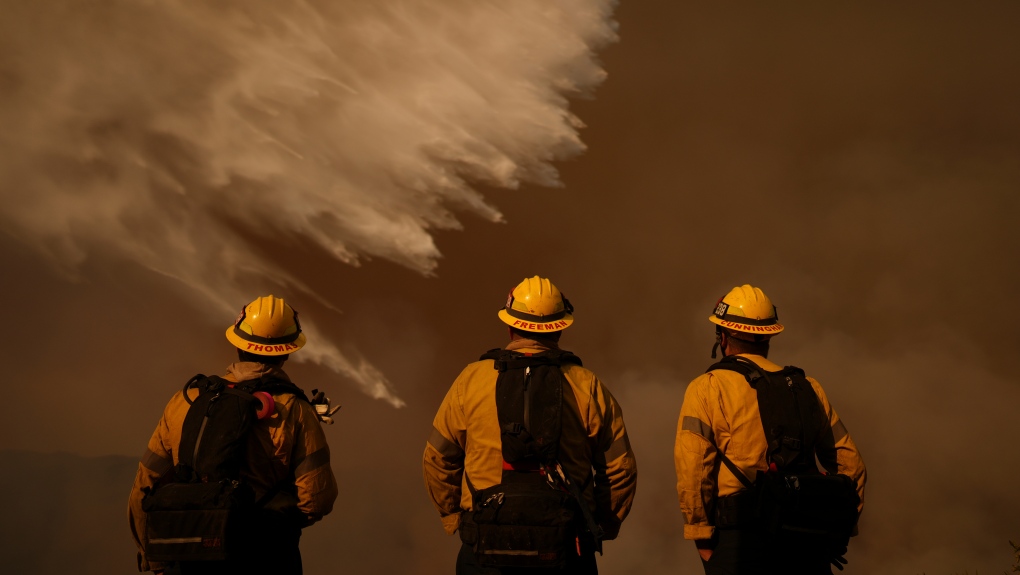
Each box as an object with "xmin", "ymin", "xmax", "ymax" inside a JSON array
[
  {"xmin": 225, "ymin": 295, "xmax": 307, "ymax": 356},
  {"xmin": 497, "ymin": 276, "xmax": 574, "ymax": 333},
  {"xmin": 708, "ymin": 284, "xmax": 784, "ymax": 337}
]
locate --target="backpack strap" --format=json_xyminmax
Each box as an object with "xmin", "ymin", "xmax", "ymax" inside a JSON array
[
  {"xmin": 232, "ymin": 375, "xmax": 310, "ymax": 403},
  {"xmin": 707, "ymin": 357, "xmax": 824, "ymax": 473},
  {"xmin": 718, "ymin": 451, "xmax": 755, "ymax": 490},
  {"xmin": 479, "ymin": 348, "xmax": 503, "ymax": 361},
  {"xmin": 181, "ymin": 373, "xmax": 208, "ymax": 405},
  {"xmin": 705, "ymin": 355, "xmax": 766, "ymax": 387},
  {"xmin": 182, "ymin": 374, "xmax": 262, "ymax": 404},
  {"xmin": 480, "ymin": 348, "xmax": 582, "ymax": 372},
  {"xmin": 700, "ymin": 359, "xmax": 759, "ymax": 488},
  {"xmin": 701, "ymin": 360, "xmax": 760, "ymax": 488}
]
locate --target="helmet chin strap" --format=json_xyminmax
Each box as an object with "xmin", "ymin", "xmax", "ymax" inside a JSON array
[{"xmin": 711, "ymin": 327, "xmax": 723, "ymax": 359}]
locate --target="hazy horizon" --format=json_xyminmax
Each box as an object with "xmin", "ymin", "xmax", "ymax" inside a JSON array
[{"xmin": 2, "ymin": 1, "xmax": 1019, "ymax": 573}]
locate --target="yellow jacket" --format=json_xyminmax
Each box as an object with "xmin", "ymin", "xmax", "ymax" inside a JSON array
[
  {"xmin": 674, "ymin": 354, "xmax": 866, "ymax": 540},
  {"xmin": 127, "ymin": 362, "xmax": 338, "ymax": 572},
  {"xmin": 423, "ymin": 339, "xmax": 637, "ymax": 540}
]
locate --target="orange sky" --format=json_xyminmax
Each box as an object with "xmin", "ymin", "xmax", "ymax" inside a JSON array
[{"xmin": 2, "ymin": 1, "xmax": 1019, "ymax": 573}]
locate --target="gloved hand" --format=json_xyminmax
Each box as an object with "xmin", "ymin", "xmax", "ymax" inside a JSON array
[{"xmin": 829, "ymin": 546, "xmax": 849, "ymax": 571}]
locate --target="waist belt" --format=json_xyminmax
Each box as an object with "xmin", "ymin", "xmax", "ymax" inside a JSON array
[{"xmin": 715, "ymin": 489, "xmax": 758, "ymax": 529}]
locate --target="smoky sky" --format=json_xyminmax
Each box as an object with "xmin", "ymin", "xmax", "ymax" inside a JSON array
[
  {"xmin": 0, "ymin": 0, "xmax": 618, "ymax": 407},
  {"xmin": 2, "ymin": 1, "xmax": 1020, "ymax": 574}
]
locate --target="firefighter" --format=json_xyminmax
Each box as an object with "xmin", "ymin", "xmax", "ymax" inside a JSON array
[
  {"xmin": 424, "ymin": 276, "xmax": 637, "ymax": 574},
  {"xmin": 128, "ymin": 295, "xmax": 338, "ymax": 575},
  {"xmin": 675, "ymin": 285, "xmax": 867, "ymax": 574}
]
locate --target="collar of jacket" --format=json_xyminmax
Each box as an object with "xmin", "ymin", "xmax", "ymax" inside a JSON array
[
  {"xmin": 225, "ymin": 361, "xmax": 292, "ymax": 383},
  {"xmin": 505, "ymin": 337, "xmax": 561, "ymax": 354}
]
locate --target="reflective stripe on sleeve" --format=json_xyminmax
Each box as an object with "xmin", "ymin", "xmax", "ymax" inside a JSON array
[
  {"xmin": 141, "ymin": 448, "xmax": 172, "ymax": 476},
  {"xmin": 428, "ymin": 426, "xmax": 464, "ymax": 460},
  {"xmin": 681, "ymin": 416, "xmax": 714, "ymax": 442},
  {"xmin": 149, "ymin": 537, "xmax": 202, "ymax": 544},
  {"xmin": 832, "ymin": 419, "xmax": 848, "ymax": 443},
  {"xmin": 294, "ymin": 447, "xmax": 331, "ymax": 478},
  {"xmin": 604, "ymin": 435, "xmax": 631, "ymax": 463}
]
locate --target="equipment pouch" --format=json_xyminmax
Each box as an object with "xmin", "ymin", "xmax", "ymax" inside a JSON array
[
  {"xmin": 757, "ymin": 471, "xmax": 859, "ymax": 548},
  {"xmin": 142, "ymin": 480, "xmax": 254, "ymax": 562},
  {"xmin": 460, "ymin": 481, "xmax": 580, "ymax": 568}
]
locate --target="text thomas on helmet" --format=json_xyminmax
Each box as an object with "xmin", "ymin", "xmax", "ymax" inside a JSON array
[{"xmin": 243, "ymin": 342, "xmax": 302, "ymax": 353}]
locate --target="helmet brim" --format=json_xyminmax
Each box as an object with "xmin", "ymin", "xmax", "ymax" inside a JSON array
[
  {"xmin": 498, "ymin": 309, "xmax": 573, "ymax": 333},
  {"xmin": 709, "ymin": 315, "xmax": 784, "ymax": 336},
  {"xmin": 225, "ymin": 326, "xmax": 306, "ymax": 355}
]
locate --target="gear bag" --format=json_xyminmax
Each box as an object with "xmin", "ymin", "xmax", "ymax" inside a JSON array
[
  {"xmin": 708, "ymin": 356, "xmax": 860, "ymax": 547},
  {"xmin": 458, "ymin": 349, "xmax": 599, "ymax": 568},
  {"xmin": 141, "ymin": 374, "xmax": 307, "ymax": 562}
]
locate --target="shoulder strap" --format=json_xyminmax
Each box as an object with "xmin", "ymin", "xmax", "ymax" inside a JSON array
[
  {"xmin": 700, "ymin": 363, "xmax": 759, "ymax": 488},
  {"xmin": 718, "ymin": 451, "xmax": 755, "ymax": 490},
  {"xmin": 706, "ymin": 356, "xmax": 809, "ymax": 389},
  {"xmin": 480, "ymin": 348, "xmax": 583, "ymax": 372},
  {"xmin": 479, "ymin": 348, "xmax": 503, "ymax": 362},
  {"xmin": 181, "ymin": 373, "xmax": 212, "ymax": 405},
  {"xmin": 555, "ymin": 350, "xmax": 583, "ymax": 367},
  {"xmin": 705, "ymin": 355, "xmax": 766, "ymax": 387},
  {"xmin": 706, "ymin": 358, "xmax": 825, "ymax": 473},
  {"xmin": 185, "ymin": 373, "xmax": 309, "ymax": 403},
  {"xmin": 244, "ymin": 379, "xmax": 310, "ymax": 403}
]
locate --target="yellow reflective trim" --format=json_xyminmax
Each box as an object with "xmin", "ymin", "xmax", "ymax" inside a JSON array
[
  {"xmin": 294, "ymin": 447, "xmax": 330, "ymax": 477},
  {"xmin": 428, "ymin": 426, "xmax": 463, "ymax": 460},
  {"xmin": 832, "ymin": 419, "xmax": 848, "ymax": 443},
  {"xmin": 604, "ymin": 435, "xmax": 631, "ymax": 462},
  {"xmin": 140, "ymin": 448, "xmax": 172, "ymax": 476},
  {"xmin": 149, "ymin": 537, "xmax": 202, "ymax": 544},
  {"xmin": 681, "ymin": 416, "xmax": 714, "ymax": 442}
]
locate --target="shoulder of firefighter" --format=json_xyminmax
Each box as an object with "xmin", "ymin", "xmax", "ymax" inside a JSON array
[
  {"xmin": 128, "ymin": 364, "xmax": 338, "ymax": 572},
  {"xmin": 673, "ymin": 353, "xmax": 867, "ymax": 541},
  {"xmin": 423, "ymin": 344, "xmax": 637, "ymax": 540}
]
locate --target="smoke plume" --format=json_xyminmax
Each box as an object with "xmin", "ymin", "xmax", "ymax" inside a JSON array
[
  {"xmin": 0, "ymin": 0, "xmax": 618, "ymax": 406},
  {"xmin": 4, "ymin": 2, "xmax": 1019, "ymax": 574}
]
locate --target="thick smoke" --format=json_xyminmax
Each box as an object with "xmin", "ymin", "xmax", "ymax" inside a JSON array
[
  {"xmin": 3, "ymin": 2, "xmax": 1019, "ymax": 574},
  {"xmin": 0, "ymin": 0, "xmax": 618, "ymax": 406}
]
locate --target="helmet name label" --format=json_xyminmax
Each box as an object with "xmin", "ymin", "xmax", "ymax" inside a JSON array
[
  {"xmin": 511, "ymin": 319, "xmax": 568, "ymax": 331},
  {"xmin": 245, "ymin": 342, "xmax": 300, "ymax": 353},
  {"xmin": 718, "ymin": 321, "xmax": 783, "ymax": 333}
]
